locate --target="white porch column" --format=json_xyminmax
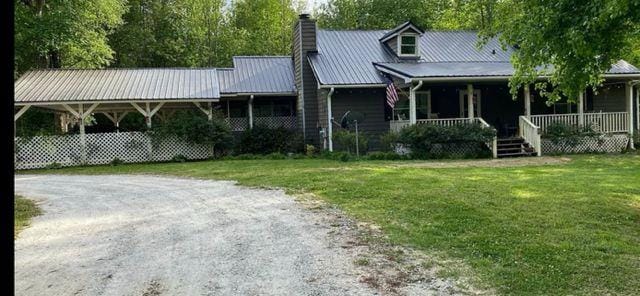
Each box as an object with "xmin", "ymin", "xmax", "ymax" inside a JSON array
[
  {"xmin": 248, "ymin": 95, "xmax": 254, "ymax": 128},
  {"xmin": 78, "ymin": 104, "xmax": 87, "ymax": 164},
  {"xmin": 409, "ymin": 81, "xmax": 423, "ymax": 124},
  {"xmin": 467, "ymin": 84, "xmax": 474, "ymax": 119},
  {"xmin": 145, "ymin": 103, "xmax": 152, "ymax": 128},
  {"xmin": 524, "ymin": 85, "xmax": 531, "ymax": 117},
  {"xmin": 578, "ymin": 91, "xmax": 585, "ymax": 126},
  {"xmin": 626, "ymin": 82, "xmax": 635, "ymax": 149},
  {"xmin": 327, "ymin": 88, "xmax": 335, "ymax": 151}
]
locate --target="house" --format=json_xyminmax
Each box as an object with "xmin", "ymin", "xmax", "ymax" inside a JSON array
[{"xmin": 14, "ymin": 14, "xmax": 640, "ymax": 161}]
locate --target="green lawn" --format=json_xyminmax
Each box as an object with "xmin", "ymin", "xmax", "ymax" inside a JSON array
[
  {"xmin": 14, "ymin": 196, "xmax": 41, "ymax": 238},
  {"xmin": 23, "ymin": 154, "xmax": 640, "ymax": 295}
]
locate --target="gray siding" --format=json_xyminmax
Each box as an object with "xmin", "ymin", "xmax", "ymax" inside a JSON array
[
  {"xmin": 293, "ymin": 17, "xmax": 319, "ymax": 145},
  {"xmin": 592, "ymin": 86, "xmax": 626, "ymax": 112},
  {"xmin": 386, "ymin": 37, "xmax": 398, "ymax": 56},
  {"xmin": 331, "ymin": 88, "xmax": 389, "ymax": 149}
]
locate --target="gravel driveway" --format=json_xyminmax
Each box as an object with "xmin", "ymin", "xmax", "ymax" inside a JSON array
[{"xmin": 14, "ymin": 174, "xmax": 380, "ymax": 296}]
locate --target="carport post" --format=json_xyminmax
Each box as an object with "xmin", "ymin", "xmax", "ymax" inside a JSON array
[{"xmin": 78, "ymin": 104, "xmax": 87, "ymax": 164}]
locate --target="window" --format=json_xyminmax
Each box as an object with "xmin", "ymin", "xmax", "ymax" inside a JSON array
[{"xmin": 398, "ymin": 34, "xmax": 418, "ymax": 57}]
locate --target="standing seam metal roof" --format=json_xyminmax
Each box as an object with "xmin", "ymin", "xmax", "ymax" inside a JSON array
[
  {"xmin": 14, "ymin": 68, "xmax": 221, "ymax": 103},
  {"xmin": 217, "ymin": 56, "xmax": 297, "ymax": 94}
]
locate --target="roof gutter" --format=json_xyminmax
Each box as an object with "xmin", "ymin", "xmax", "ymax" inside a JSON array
[{"xmin": 318, "ymin": 83, "xmax": 386, "ymax": 89}]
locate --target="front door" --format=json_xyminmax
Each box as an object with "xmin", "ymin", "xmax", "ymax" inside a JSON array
[{"xmin": 459, "ymin": 89, "xmax": 481, "ymax": 117}]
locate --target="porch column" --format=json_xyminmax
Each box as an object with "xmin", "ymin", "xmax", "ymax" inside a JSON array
[
  {"xmin": 145, "ymin": 103, "xmax": 152, "ymax": 128},
  {"xmin": 248, "ymin": 95, "xmax": 254, "ymax": 128},
  {"xmin": 626, "ymin": 82, "xmax": 635, "ymax": 149},
  {"xmin": 327, "ymin": 88, "xmax": 335, "ymax": 151},
  {"xmin": 467, "ymin": 84, "xmax": 474, "ymax": 119},
  {"xmin": 78, "ymin": 104, "xmax": 87, "ymax": 164},
  {"xmin": 578, "ymin": 91, "xmax": 585, "ymax": 126},
  {"xmin": 131, "ymin": 102, "xmax": 164, "ymax": 129},
  {"xmin": 409, "ymin": 81, "xmax": 423, "ymax": 124},
  {"xmin": 524, "ymin": 85, "xmax": 531, "ymax": 117}
]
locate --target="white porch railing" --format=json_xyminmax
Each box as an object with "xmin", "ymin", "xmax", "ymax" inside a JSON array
[
  {"xmin": 529, "ymin": 112, "xmax": 629, "ymax": 134},
  {"xmin": 519, "ymin": 116, "xmax": 541, "ymax": 156}
]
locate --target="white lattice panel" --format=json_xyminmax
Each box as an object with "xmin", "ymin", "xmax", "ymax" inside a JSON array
[
  {"xmin": 15, "ymin": 132, "xmax": 212, "ymax": 170},
  {"xmin": 541, "ymin": 134, "xmax": 629, "ymax": 154},
  {"xmin": 253, "ymin": 116, "xmax": 297, "ymax": 129}
]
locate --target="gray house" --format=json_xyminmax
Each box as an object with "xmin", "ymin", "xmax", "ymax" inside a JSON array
[{"xmin": 14, "ymin": 14, "xmax": 640, "ymax": 161}]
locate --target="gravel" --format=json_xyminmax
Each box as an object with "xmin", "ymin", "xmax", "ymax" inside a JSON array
[{"xmin": 14, "ymin": 174, "xmax": 380, "ymax": 296}]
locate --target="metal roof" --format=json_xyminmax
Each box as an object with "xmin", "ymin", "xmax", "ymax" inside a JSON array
[
  {"xmin": 14, "ymin": 68, "xmax": 220, "ymax": 103},
  {"xmin": 310, "ymin": 29, "xmax": 640, "ymax": 85},
  {"xmin": 309, "ymin": 30, "xmax": 514, "ymax": 85},
  {"xmin": 379, "ymin": 21, "xmax": 425, "ymax": 42},
  {"xmin": 374, "ymin": 62, "xmax": 514, "ymax": 78},
  {"xmin": 375, "ymin": 59, "xmax": 640, "ymax": 80},
  {"xmin": 218, "ymin": 56, "xmax": 296, "ymax": 94}
]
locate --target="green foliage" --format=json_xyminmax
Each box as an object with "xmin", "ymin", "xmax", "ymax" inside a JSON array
[
  {"xmin": 398, "ymin": 123, "xmax": 495, "ymax": 159},
  {"xmin": 319, "ymin": 150, "xmax": 355, "ymax": 162},
  {"xmin": 109, "ymin": 157, "xmax": 124, "ymax": 166},
  {"xmin": 235, "ymin": 125, "xmax": 304, "ymax": 155},
  {"xmin": 332, "ymin": 129, "xmax": 369, "ymax": 154},
  {"xmin": 14, "ymin": 0, "xmax": 127, "ymax": 75},
  {"xmin": 365, "ymin": 151, "xmax": 407, "ymax": 160},
  {"xmin": 15, "ymin": 107, "xmax": 58, "ymax": 138},
  {"xmin": 379, "ymin": 131, "xmax": 400, "ymax": 152},
  {"xmin": 543, "ymin": 122, "xmax": 603, "ymax": 154},
  {"xmin": 149, "ymin": 109, "xmax": 232, "ymax": 155},
  {"xmin": 305, "ymin": 144, "xmax": 317, "ymax": 157},
  {"xmin": 45, "ymin": 162, "xmax": 63, "ymax": 169},
  {"xmin": 171, "ymin": 154, "xmax": 188, "ymax": 163},
  {"xmin": 478, "ymin": 0, "xmax": 640, "ymax": 102}
]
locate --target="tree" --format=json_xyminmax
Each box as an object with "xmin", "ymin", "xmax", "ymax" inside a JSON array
[
  {"xmin": 229, "ymin": 0, "xmax": 303, "ymax": 56},
  {"xmin": 478, "ymin": 0, "xmax": 640, "ymax": 102},
  {"xmin": 14, "ymin": 0, "xmax": 127, "ymax": 76}
]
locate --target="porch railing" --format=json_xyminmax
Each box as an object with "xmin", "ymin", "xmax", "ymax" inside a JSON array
[
  {"xmin": 225, "ymin": 117, "xmax": 249, "ymax": 132},
  {"xmin": 529, "ymin": 112, "xmax": 629, "ymax": 134},
  {"xmin": 519, "ymin": 116, "xmax": 541, "ymax": 156}
]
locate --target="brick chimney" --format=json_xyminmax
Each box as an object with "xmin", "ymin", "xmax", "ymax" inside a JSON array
[{"xmin": 293, "ymin": 14, "xmax": 318, "ymax": 144}]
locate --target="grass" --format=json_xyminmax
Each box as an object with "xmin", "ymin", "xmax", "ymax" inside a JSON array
[
  {"xmin": 21, "ymin": 154, "xmax": 640, "ymax": 295},
  {"xmin": 14, "ymin": 195, "xmax": 41, "ymax": 238}
]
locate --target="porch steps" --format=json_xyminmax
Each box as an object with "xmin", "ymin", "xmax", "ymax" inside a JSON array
[{"xmin": 496, "ymin": 137, "xmax": 537, "ymax": 158}]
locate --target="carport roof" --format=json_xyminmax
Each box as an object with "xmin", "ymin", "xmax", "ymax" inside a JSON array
[
  {"xmin": 14, "ymin": 68, "xmax": 221, "ymax": 104},
  {"xmin": 217, "ymin": 56, "xmax": 296, "ymax": 95}
]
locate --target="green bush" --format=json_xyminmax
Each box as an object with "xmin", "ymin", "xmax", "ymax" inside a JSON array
[
  {"xmin": 171, "ymin": 154, "xmax": 188, "ymax": 163},
  {"xmin": 319, "ymin": 150, "xmax": 355, "ymax": 162},
  {"xmin": 305, "ymin": 144, "xmax": 317, "ymax": 157},
  {"xmin": 149, "ymin": 110, "xmax": 232, "ymax": 156},
  {"xmin": 365, "ymin": 151, "xmax": 406, "ymax": 160},
  {"xmin": 379, "ymin": 131, "xmax": 400, "ymax": 152},
  {"xmin": 109, "ymin": 157, "xmax": 124, "ymax": 166},
  {"xmin": 266, "ymin": 152, "xmax": 286, "ymax": 159},
  {"xmin": 332, "ymin": 129, "xmax": 369, "ymax": 154},
  {"xmin": 398, "ymin": 123, "xmax": 495, "ymax": 159},
  {"xmin": 45, "ymin": 162, "xmax": 62, "ymax": 169},
  {"xmin": 235, "ymin": 125, "xmax": 303, "ymax": 155},
  {"xmin": 542, "ymin": 122, "xmax": 602, "ymax": 153}
]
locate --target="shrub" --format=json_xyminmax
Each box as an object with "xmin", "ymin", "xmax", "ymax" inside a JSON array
[
  {"xmin": 319, "ymin": 150, "xmax": 354, "ymax": 162},
  {"xmin": 305, "ymin": 144, "xmax": 317, "ymax": 157},
  {"xmin": 45, "ymin": 162, "xmax": 62, "ymax": 169},
  {"xmin": 542, "ymin": 122, "xmax": 602, "ymax": 153},
  {"xmin": 379, "ymin": 131, "xmax": 400, "ymax": 152},
  {"xmin": 398, "ymin": 123, "xmax": 495, "ymax": 159},
  {"xmin": 266, "ymin": 152, "xmax": 286, "ymax": 160},
  {"xmin": 149, "ymin": 110, "xmax": 233, "ymax": 156},
  {"xmin": 171, "ymin": 154, "xmax": 188, "ymax": 163},
  {"xmin": 235, "ymin": 125, "xmax": 303, "ymax": 155},
  {"xmin": 109, "ymin": 157, "xmax": 124, "ymax": 166},
  {"xmin": 366, "ymin": 151, "xmax": 405, "ymax": 160},
  {"xmin": 332, "ymin": 129, "xmax": 369, "ymax": 154}
]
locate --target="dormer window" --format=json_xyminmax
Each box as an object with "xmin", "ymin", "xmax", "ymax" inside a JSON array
[{"xmin": 399, "ymin": 34, "xmax": 418, "ymax": 57}]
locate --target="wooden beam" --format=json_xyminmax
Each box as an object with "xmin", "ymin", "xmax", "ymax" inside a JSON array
[
  {"xmin": 149, "ymin": 102, "xmax": 165, "ymax": 117},
  {"xmin": 82, "ymin": 103, "xmax": 100, "ymax": 118},
  {"xmin": 14, "ymin": 105, "xmax": 31, "ymax": 121},
  {"xmin": 101, "ymin": 112, "xmax": 117, "ymax": 124},
  {"xmin": 130, "ymin": 102, "xmax": 147, "ymax": 116},
  {"xmin": 62, "ymin": 104, "xmax": 81, "ymax": 118}
]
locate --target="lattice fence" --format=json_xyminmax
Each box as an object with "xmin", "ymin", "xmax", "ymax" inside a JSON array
[
  {"xmin": 15, "ymin": 131, "xmax": 212, "ymax": 170},
  {"xmin": 541, "ymin": 134, "xmax": 629, "ymax": 154},
  {"xmin": 394, "ymin": 142, "xmax": 492, "ymax": 158},
  {"xmin": 254, "ymin": 116, "xmax": 297, "ymax": 129}
]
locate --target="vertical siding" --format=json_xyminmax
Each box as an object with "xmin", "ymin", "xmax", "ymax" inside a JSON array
[
  {"xmin": 331, "ymin": 88, "xmax": 389, "ymax": 149},
  {"xmin": 293, "ymin": 18, "xmax": 320, "ymax": 145},
  {"xmin": 592, "ymin": 85, "xmax": 626, "ymax": 112}
]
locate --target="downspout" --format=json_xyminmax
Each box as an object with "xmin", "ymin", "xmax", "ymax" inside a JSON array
[
  {"xmin": 409, "ymin": 81, "xmax": 423, "ymax": 124},
  {"xmin": 327, "ymin": 87, "xmax": 335, "ymax": 151}
]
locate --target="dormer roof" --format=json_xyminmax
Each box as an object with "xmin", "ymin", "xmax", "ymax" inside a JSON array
[{"xmin": 379, "ymin": 21, "xmax": 424, "ymax": 43}]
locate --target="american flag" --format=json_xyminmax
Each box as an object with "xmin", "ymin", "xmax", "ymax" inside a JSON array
[{"xmin": 385, "ymin": 76, "xmax": 399, "ymax": 108}]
